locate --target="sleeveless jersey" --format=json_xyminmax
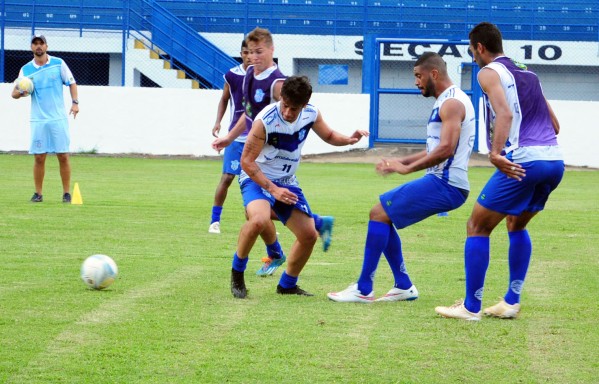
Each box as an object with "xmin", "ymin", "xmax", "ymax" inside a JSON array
[
  {"xmin": 239, "ymin": 101, "xmax": 318, "ymax": 185},
  {"xmin": 223, "ymin": 64, "xmax": 246, "ymax": 132},
  {"xmin": 19, "ymin": 55, "xmax": 75, "ymax": 122},
  {"xmin": 426, "ymin": 85, "xmax": 476, "ymax": 191},
  {"xmin": 482, "ymin": 56, "xmax": 562, "ymax": 162},
  {"xmin": 239, "ymin": 64, "xmax": 286, "ymax": 142}
]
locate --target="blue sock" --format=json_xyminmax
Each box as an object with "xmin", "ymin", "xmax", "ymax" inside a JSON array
[
  {"xmin": 357, "ymin": 221, "xmax": 390, "ymax": 295},
  {"xmin": 383, "ymin": 228, "xmax": 413, "ymax": 290},
  {"xmin": 211, "ymin": 206, "xmax": 223, "ymax": 223},
  {"xmin": 232, "ymin": 253, "xmax": 248, "ymax": 273},
  {"xmin": 313, "ymin": 214, "xmax": 322, "ymax": 232},
  {"xmin": 464, "ymin": 237, "xmax": 490, "ymax": 313},
  {"xmin": 505, "ymin": 230, "xmax": 532, "ymax": 305},
  {"xmin": 266, "ymin": 238, "xmax": 283, "ymax": 259},
  {"xmin": 278, "ymin": 271, "xmax": 298, "ymax": 289}
]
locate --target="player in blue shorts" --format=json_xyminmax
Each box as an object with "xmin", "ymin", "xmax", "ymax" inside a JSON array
[
  {"xmin": 213, "ymin": 28, "xmax": 334, "ymax": 278},
  {"xmin": 12, "ymin": 35, "xmax": 79, "ymax": 203},
  {"xmin": 208, "ymin": 40, "xmax": 251, "ymax": 234},
  {"xmin": 435, "ymin": 22, "xmax": 564, "ymax": 321},
  {"xmin": 327, "ymin": 52, "xmax": 475, "ymax": 303},
  {"xmin": 229, "ymin": 75, "xmax": 368, "ymax": 298}
]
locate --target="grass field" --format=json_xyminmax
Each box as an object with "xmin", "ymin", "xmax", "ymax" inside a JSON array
[{"xmin": 1, "ymin": 153, "xmax": 598, "ymax": 383}]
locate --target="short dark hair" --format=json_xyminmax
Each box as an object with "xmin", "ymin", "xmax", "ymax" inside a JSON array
[
  {"xmin": 414, "ymin": 51, "xmax": 447, "ymax": 72},
  {"xmin": 241, "ymin": 39, "xmax": 247, "ymax": 49},
  {"xmin": 469, "ymin": 22, "xmax": 504, "ymax": 54},
  {"xmin": 280, "ymin": 76, "xmax": 312, "ymax": 106}
]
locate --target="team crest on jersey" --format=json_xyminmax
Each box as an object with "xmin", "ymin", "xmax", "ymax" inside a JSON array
[
  {"xmin": 265, "ymin": 113, "xmax": 276, "ymax": 125},
  {"xmin": 254, "ymin": 89, "xmax": 265, "ymax": 103},
  {"xmin": 298, "ymin": 129, "xmax": 306, "ymax": 141},
  {"xmin": 230, "ymin": 160, "xmax": 240, "ymax": 171}
]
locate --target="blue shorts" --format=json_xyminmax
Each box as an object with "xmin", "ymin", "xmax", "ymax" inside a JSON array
[
  {"xmin": 29, "ymin": 119, "xmax": 70, "ymax": 154},
  {"xmin": 380, "ymin": 174, "xmax": 468, "ymax": 230},
  {"xmin": 478, "ymin": 160, "xmax": 564, "ymax": 215},
  {"xmin": 222, "ymin": 141, "xmax": 244, "ymax": 175},
  {"xmin": 240, "ymin": 178, "xmax": 313, "ymax": 225}
]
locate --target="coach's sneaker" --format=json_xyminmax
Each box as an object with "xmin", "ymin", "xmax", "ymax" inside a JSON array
[
  {"xmin": 62, "ymin": 193, "xmax": 72, "ymax": 203},
  {"xmin": 256, "ymin": 255, "xmax": 286, "ymax": 276},
  {"xmin": 208, "ymin": 221, "xmax": 221, "ymax": 234},
  {"xmin": 327, "ymin": 283, "xmax": 374, "ymax": 303},
  {"xmin": 375, "ymin": 285, "xmax": 419, "ymax": 302},
  {"xmin": 484, "ymin": 299, "xmax": 521, "ymax": 319},
  {"xmin": 319, "ymin": 216, "xmax": 334, "ymax": 252},
  {"xmin": 435, "ymin": 299, "xmax": 482, "ymax": 321},
  {"xmin": 230, "ymin": 269, "xmax": 247, "ymax": 299},
  {"xmin": 30, "ymin": 192, "xmax": 43, "ymax": 203},
  {"xmin": 276, "ymin": 284, "xmax": 314, "ymax": 296}
]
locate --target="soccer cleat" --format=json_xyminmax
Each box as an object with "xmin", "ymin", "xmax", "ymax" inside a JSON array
[
  {"xmin": 208, "ymin": 221, "xmax": 221, "ymax": 234},
  {"xmin": 230, "ymin": 269, "xmax": 247, "ymax": 299},
  {"xmin": 62, "ymin": 192, "xmax": 72, "ymax": 203},
  {"xmin": 256, "ymin": 254, "xmax": 287, "ymax": 276},
  {"xmin": 435, "ymin": 299, "xmax": 482, "ymax": 321},
  {"xmin": 375, "ymin": 285, "xmax": 419, "ymax": 302},
  {"xmin": 276, "ymin": 284, "xmax": 314, "ymax": 296},
  {"xmin": 484, "ymin": 299, "xmax": 521, "ymax": 319},
  {"xmin": 319, "ymin": 216, "xmax": 335, "ymax": 252},
  {"xmin": 30, "ymin": 192, "xmax": 43, "ymax": 203},
  {"xmin": 327, "ymin": 283, "xmax": 374, "ymax": 303}
]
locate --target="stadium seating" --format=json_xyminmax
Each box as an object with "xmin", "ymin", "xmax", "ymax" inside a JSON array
[{"xmin": 2, "ymin": 0, "xmax": 597, "ymax": 41}]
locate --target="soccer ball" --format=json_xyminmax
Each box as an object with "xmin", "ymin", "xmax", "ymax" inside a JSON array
[
  {"xmin": 15, "ymin": 76, "xmax": 34, "ymax": 96},
  {"xmin": 80, "ymin": 254, "xmax": 118, "ymax": 290}
]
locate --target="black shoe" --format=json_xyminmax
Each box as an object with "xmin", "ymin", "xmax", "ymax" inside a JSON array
[
  {"xmin": 276, "ymin": 284, "xmax": 314, "ymax": 296},
  {"xmin": 62, "ymin": 193, "xmax": 72, "ymax": 203},
  {"xmin": 231, "ymin": 269, "xmax": 247, "ymax": 299},
  {"xmin": 30, "ymin": 193, "xmax": 43, "ymax": 203}
]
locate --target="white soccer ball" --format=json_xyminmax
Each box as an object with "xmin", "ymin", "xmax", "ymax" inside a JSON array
[
  {"xmin": 15, "ymin": 76, "xmax": 34, "ymax": 96},
  {"xmin": 81, "ymin": 254, "xmax": 118, "ymax": 290}
]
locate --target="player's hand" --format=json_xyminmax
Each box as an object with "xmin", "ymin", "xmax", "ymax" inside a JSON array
[
  {"xmin": 348, "ymin": 130, "xmax": 369, "ymax": 144},
  {"xmin": 211, "ymin": 137, "xmax": 231, "ymax": 153},
  {"xmin": 489, "ymin": 153, "xmax": 525, "ymax": 181},
  {"xmin": 212, "ymin": 124, "xmax": 221, "ymax": 138},
  {"xmin": 70, "ymin": 104, "xmax": 79, "ymax": 119},
  {"xmin": 272, "ymin": 187, "xmax": 298, "ymax": 205},
  {"xmin": 376, "ymin": 158, "xmax": 410, "ymax": 176}
]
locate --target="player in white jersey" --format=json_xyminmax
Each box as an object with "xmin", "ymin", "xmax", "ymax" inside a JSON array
[
  {"xmin": 436, "ymin": 22, "xmax": 564, "ymax": 321},
  {"xmin": 328, "ymin": 52, "xmax": 476, "ymax": 303},
  {"xmin": 12, "ymin": 34, "xmax": 79, "ymax": 203},
  {"xmin": 230, "ymin": 76, "xmax": 368, "ymax": 298}
]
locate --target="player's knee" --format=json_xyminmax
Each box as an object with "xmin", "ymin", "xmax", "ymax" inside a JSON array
[
  {"xmin": 466, "ymin": 217, "xmax": 492, "ymax": 236},
  {"xmin": 298, "ymin": 228, "xmax": 318, "ymax": 245}
]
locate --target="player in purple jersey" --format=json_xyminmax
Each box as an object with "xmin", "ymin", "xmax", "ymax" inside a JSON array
[
  {"xmin": 436, "ymin": 22, "xmax": 564, "ymax": 321},
  {"xmin": 208, "ymin": 40, "xmax": 251, "ymax": 234},
  {"xmin": 229, "ymin": 76, "xmax": 368, "ymax": 298}
]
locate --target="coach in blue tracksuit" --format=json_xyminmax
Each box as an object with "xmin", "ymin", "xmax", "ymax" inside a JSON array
[{"xmin": 12, "ymin": 34, "xmax": 79, "ymax": 203}]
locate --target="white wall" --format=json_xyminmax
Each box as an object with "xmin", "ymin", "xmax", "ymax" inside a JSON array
[
  {"xmin": 0, "ymin": 84, "xmax": 370, "ymax": 157},
  {"xmin": 1, "ymin": 84, "xmax": 596, "ymax": 168}
]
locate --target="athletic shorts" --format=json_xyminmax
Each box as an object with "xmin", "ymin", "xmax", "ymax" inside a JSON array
[
  {"xmin": 29, "ymin": 119, "xmax": 70, "ymax": 154},
  {"xmin": 222, "ymin": 141, "xmax": 244, "ymax": 175},
  {"xmin": 380, "ymin": 174, "xmax": 468, "ymax": 230},
  {"xmin": 477, "ymin": 160, "xmax": 564, "ymax": 215},
  {"xmin": 240, "ymin": 178, "xmax": 313, "ymax": 225}
]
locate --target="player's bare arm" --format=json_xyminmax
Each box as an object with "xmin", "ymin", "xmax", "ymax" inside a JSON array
[
  {"xmin": 479, "ymin": 68, "xmax": 525, "ymax": 180},
  {"xmin": 241, "ymin": 121, "xmax": 297, "ymax": 204},
  {"xmin": 311, "ymin": 111, "xmax": 368, "ymax": 146},
  {"xmin": 212, "ymin": 83, "xmax": 231, "ymax": 137},
  {"xmin": 212, "ymin": 114, "xmax": 246, "ymax": 152},
  {"xmin": 69, "ymin": 83, "xmax": 79, "ymax": 118},
  {"xmin": 545, "ymin": 98, "xmax": 560, "ymax": 135}
]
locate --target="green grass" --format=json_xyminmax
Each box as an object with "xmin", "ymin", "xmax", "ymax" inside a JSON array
[{"xmin": 1, "ymin": 153, "xmax": 598, "ymax": 383}]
